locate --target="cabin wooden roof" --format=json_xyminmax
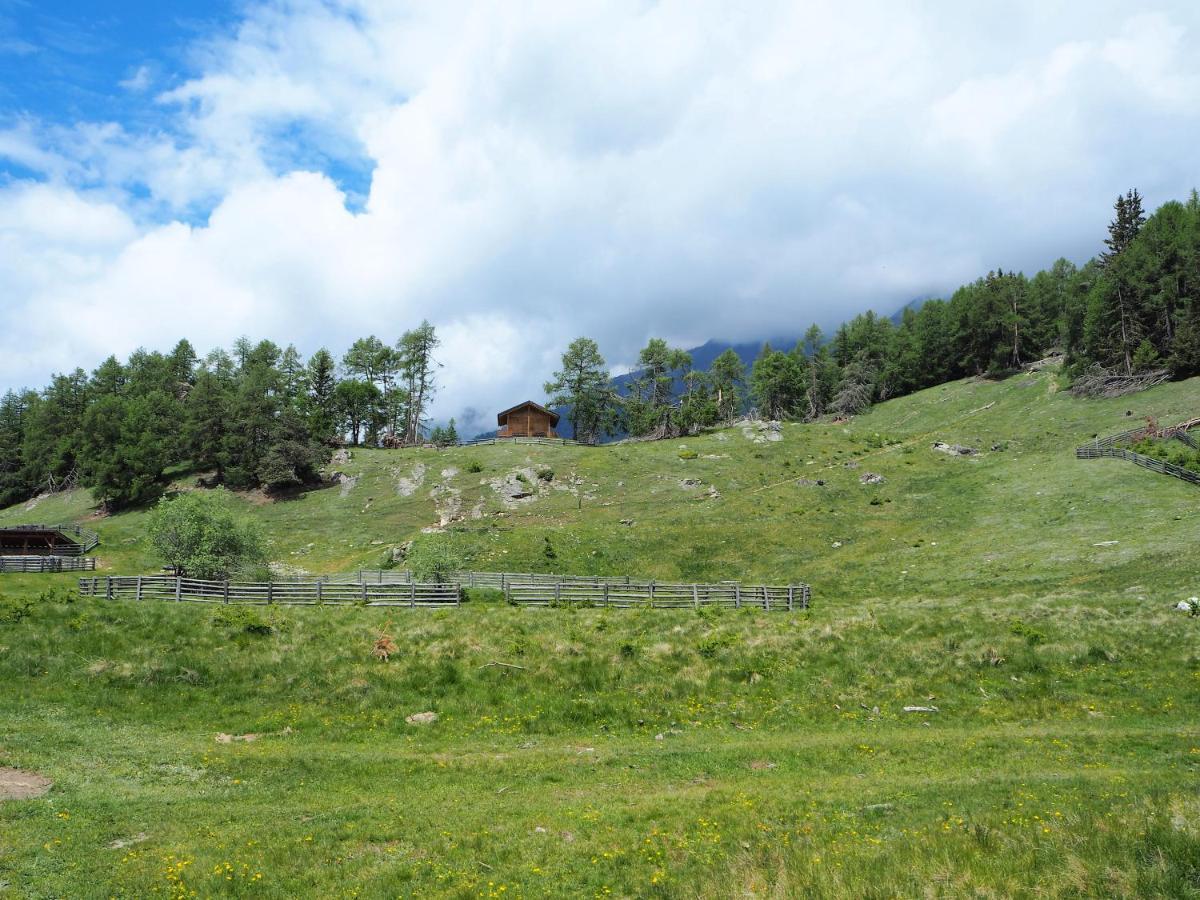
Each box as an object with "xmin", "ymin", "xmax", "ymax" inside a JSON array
[{"xmin": 497, "ymin": 400, "xmax": 560, "ymax": 426}]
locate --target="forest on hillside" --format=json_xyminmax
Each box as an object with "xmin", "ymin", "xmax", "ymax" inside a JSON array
[{"xmin": 1, "ymin": 189, "xmax": 1197, "ymax": 511}]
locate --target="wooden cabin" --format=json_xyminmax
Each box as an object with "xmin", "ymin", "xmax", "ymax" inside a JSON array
[
  {"xmin": 0, "ymin": 524, "xmax": 97, "ymax": 557},
  {"xmin": 497, "ymin": 401, "xmax": 559, "ymax": 438}
]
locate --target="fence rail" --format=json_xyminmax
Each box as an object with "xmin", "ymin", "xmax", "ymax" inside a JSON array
[
  {"xmin": 1076, "ymin": 421, "xmax": 1200, "ymax": 487},
  {"xmin": 353, "ymin": 568, "xmax": 810, "ymax": 610},
  {"xmin": 0, "ymin": 522, "xmax": 100, "ymax": 555},
  {"xmin": 504, "ymin": 580, "xmax": 807, "ymax": 610},
  {"xmin": 355, "ymin": 569, "xmax": 644, "ymax": 589},
  {"xmin": 454, "ymin": 437, "xmax": 589, "ymax": 449},
  {"xmin": 1, "ymin": 555, "xmax": 96, "ymax": 573},
  {"xmin": 78, "ymin": 576, "xmax": 461, "ymax": 606}
]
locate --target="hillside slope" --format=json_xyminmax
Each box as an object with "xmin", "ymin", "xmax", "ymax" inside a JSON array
[
  {"xmin": 3, "ymin": 367, "xmax": 1200, "ymax": 897},
  {"xmin": 4, "ymin": 366, "xmax": 1200, "ymax": 603}
]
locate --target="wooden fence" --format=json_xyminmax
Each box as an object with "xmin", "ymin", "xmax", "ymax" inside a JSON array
[
  {"xmin": 1, "ymin": 555, "xmax": 96, "ymax": 573},
  {"xmin": 354, "ymin": 569, "xmax": 810, "ymax": 610},
  {"xmin": 78, "ymin": 576, "xmax": 461, "ymax": 606},
  {"xmin": 0, "ymin": 523, "xmax": 100, "ymax": 555},
  {"xmin": 1076, "ymin": 424, "xmax": 1200, "ymax": 487},
  {"xmin": 454, "ymin": 437, "xmax": 589, "ymax": 449},
  {"xmin": 504, "ymin": 580, "xmax": 807, "ymax": 610},
  {"xmin": 355, "ymin": 569, "xmax": 641, "ymax": 589},
  {"xmin": 76, "ymin": 571, "xmax": 809, "ymax": 612}
]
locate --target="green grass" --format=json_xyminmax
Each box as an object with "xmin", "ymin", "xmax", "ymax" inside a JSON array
[
  {"xmin": 2, "ymin": 368, "xmax": 1200, "ymax": 897},
  {"xmin": 5, "ymin": 367, "xmax": 1200, "ymax": 601}
]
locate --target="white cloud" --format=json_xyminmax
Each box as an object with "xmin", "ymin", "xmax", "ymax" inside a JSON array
[
  {"xmin": 120, "ymin": 65, "xmax": 153, "ymax": 92},
  {"xmin": 2, "ymin": 1, "xmax": 1200, "ymax": 428}
]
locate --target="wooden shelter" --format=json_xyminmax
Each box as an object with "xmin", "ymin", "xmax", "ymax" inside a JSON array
[
  {"xmin": 497, "ymin": 401, "xmax": 559, "ymax": 439},
  {"xmin": 0, "ymin": 524, "xmax": 98, "ymax": 557}
]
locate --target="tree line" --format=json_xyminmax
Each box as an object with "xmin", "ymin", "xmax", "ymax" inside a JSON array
[
  {"xmin": 0, "ymin": 324, "xmax": 441, "ymax": 510},
  {"xmin": 546, "ymin": 188, "xmax": 1200, "ymax": 439},
  {"xmin": 2, "ymin": 188, "xmax": 1197, "ymax": 509}
]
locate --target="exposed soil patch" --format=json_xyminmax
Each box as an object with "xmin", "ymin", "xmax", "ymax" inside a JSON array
[{"xmin": 0, "ymin": 767, "xmax": 51, "ymax": 801}]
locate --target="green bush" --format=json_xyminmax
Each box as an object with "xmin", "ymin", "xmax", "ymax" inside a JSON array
[
  {"xmin": 697, "ymin": 631, "xmax": 738, "ymax": 658},
  {"xmin": 678, "ymin": 449, "xmax": 699, "ymax": 460},
  {"xmin": 1009, "ymin": 618, "xmax": 1046, "ymax": 646},
  {"xmin": 148, "ymin": 489, "xmax": 266, "ymax": 579},
  {"xmin": 210, "ymin": 605, "xmax": 275, "ymax": 636},
  {"xmin": 407, "ymin": 535, "xmax": 466, "ymax": 584},
  {"xmin": 465, "ymin": 460, "xmax": 484, "ymax": 474},
  {"xmin": 0, "ymin": 595, "xmax": 34, "ymax": 625},
  {"xmin": 536, "ymin": 467, "xmax": 554, "ymax": 482}
]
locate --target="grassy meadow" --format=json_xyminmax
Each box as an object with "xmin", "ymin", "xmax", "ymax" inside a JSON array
[{"xmin": 2, "ymin": 367, "xmax": 1200, "ymax": 897}]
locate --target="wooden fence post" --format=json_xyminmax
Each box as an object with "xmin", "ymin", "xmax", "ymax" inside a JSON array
[
  {"xmin": 106, "ymin": 578, "xmax": 113, "ymax": 602},
  {"xmin": 223, "ymin": 581, "xmax": 230, "ymax": 604},
  {"xmin": 267, "ymin": 581, "xmax": 274, "ymax": 605},
  {"xmin": 734, "ymin": 584, "xmax": 741, "ymax": 608},
  {"xmin": 410, "ymin": 582, "xmax": 416, "ymax": 608},
  {"xmin": 693, "ymin": 584, "xmax": 699, "ymax": 609},
  {"xmin": 316, "ymin": 581, "xmax": 323, "ymax": 605},
  {"xmin": 135, "ymin": 576, "xmax": 143, "ymax": 602},
  {"xmin": 763, "ymin": 586, "xmax": 770, "ymax": 611},
  {"xmin": 175, "ymin": 578, "xmax": 182, "ymax": 602},
  {"xmin": 787, "ymin": 586, "xmax": 794, "ymax": 611}
]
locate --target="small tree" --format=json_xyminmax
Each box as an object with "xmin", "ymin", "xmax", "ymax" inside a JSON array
[
  {"xmin": 405, "ymin": 535, "xmax": 465, "ymax": 584},
  {"xmin": 147, "ymin": 489, "xmax": 266, "ymax": 579}
]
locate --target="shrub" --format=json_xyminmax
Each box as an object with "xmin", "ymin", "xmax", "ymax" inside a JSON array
[
  {"xmin": 1009, "ymin": 618, "xmax": 1046, "ymax": 646},
  {"xmin": 465, "ymin": 460, "xmax": 484, "ymax": 474},
  {"xmin": 697, "ymin": 632, "xmax": 737, "ymax": 658},
  {"xmin": 407, "ymin": 535, "xmax": 466, "ymax": 584},
  {"xmin": 0, "ymin": 595, "xmax": 34, "ymax": 625},
  {"xmin": 536, "ymin": 467, "xmax": 554, "ymax": 482},
  {"xmin": 211, "ymin": 605, "xmax": 275, "ymax": 636},
  {"xmin": 148, "ymin": 489, "xmax": 266, "ymax": 579}
]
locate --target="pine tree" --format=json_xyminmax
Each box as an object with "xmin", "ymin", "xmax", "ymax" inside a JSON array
[
  {"xmin": 708, "ymin": 348, "xmax": 746, "ymax": 423},
  {"xmin": 544, "ymin": 337, "xmax": 617, "ymax": 443},
  {"xmin": 750, "ymin": 346, "xmax": 803, "ymax": 420},
  {"xmin": 304, "ymin": 349, "xmax": 339, "ymax": 443}
]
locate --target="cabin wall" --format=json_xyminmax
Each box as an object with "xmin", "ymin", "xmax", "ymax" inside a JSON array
[{"xmin": 498, "ymin": 408, "xmax": 558, "ymax": 438}]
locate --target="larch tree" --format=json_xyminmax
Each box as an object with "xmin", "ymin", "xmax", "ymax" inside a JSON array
[
  {"xmin": 398, "ymin": 322, "xmax": 440, "ymax": 444},
  {"xmin": 544, "ymin": 337, "xmax": 616, "ymax": 443}
]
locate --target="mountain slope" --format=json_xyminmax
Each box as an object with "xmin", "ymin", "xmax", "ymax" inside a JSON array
[{"xmin": 6, "ymin": 366, "xmax": 1200, "ymax": 603}]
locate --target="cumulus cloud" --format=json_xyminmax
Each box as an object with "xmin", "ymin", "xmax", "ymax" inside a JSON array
[{"xmin": 2, "ymin": 1, "xmax": 1200, "ymax": 432}]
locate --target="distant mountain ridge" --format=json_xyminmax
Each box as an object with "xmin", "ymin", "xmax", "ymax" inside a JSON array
[{"xmin": 471, "ymin": 297, "xmax": 927, "ymax": 439}]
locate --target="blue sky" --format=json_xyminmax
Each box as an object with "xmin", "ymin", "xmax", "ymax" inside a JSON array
[
  {"xmin": 2, "ymin": 2, "xmax": 1199, "ymax": 433},
  {"xmin": 0, "ymin": 2, "xmax": 226, "ymax": 127}
]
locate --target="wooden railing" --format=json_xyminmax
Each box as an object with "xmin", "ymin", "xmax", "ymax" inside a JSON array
[
  {"xmin": 454, "ymin": 437, "xmax": 589, "ymax": 448},
  {"xmin": 78, "ymin": 576, "xmax": 461, "ymax": 606},
  {"xmin": 77, "ymin": 571, "xmax": 809, "ymax": 611},
  {"xmin": 1, "ymin": 556, "xmax": 96, "ymax": 573},
  {"xmin": 0, "ymin": 523, "xmax": 100, "ymax": 555},
  {"xmin": 355, "ymin": 569, "xmax": 640, "ymax": 589},
  {"xmin": 504, "ymin": 580, "xmax": 807, "ymax": 610},
  {"xmin": 353, "ymin": 569, "xmax": 811, "ymax": 610},
  {"xmin": 1076, "ymin": 422, "xmax": 1200, "ymax": 487}
]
